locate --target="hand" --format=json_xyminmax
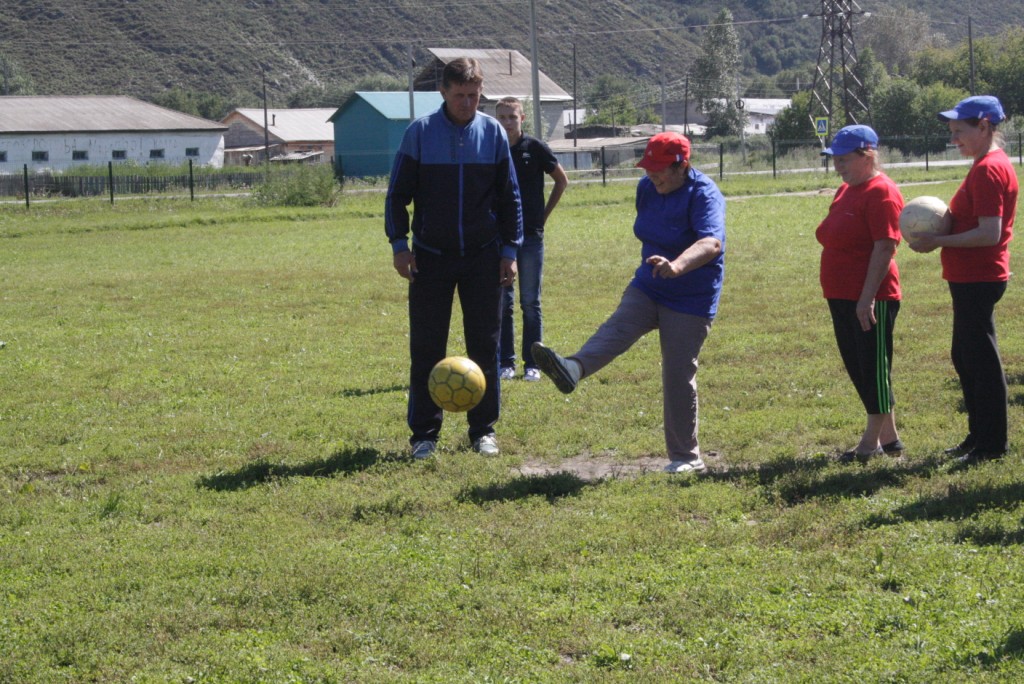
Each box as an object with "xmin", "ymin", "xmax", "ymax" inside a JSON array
[
  {"xmin": 393, "ymin": 250, "xmax": 417, "ymax": 282},
  {"xmin": 500, "ymin": 257, "xmax": 518, "ymax": 286},
  {"xmin": 856, "ymin": 298, "xmax": 876, "ymax": 332},
  {"xmin": 646, "ymin": 254, "xmax": 682, "ymax": 279}
]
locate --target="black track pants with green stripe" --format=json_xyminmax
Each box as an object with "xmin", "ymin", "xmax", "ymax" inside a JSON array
[{"xmin": 828, "ymin": 299, "xmax": 899, "ymax": 415}]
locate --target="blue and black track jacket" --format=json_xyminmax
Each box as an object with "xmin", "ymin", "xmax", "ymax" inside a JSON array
[{"xmin": 386, "ymin": 105, "xmax": 523, "ymax": 260}]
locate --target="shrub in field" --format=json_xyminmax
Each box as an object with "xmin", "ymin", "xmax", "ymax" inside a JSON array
[{"xmin": 252, "ymin": 164, "xmax": 342, "ymax": 207}]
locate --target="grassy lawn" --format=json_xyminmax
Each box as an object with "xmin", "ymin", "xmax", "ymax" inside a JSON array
[{"xmin": 1, "ymin": 169, "xmax": 1023, "ymax": 682}]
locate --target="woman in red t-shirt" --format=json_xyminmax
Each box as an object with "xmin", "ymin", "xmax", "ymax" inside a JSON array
[
  {"xmin": 910, "ymin": 95, "xmax": 1018, "ymax": 464},
  {"xmin": 817, "ymin": 125, "xmax": 905, "ymax": 462}
]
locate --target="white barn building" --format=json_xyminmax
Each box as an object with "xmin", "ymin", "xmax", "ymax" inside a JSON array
[{"xmin": 0, "ymin": 96, "xmax": 227, "ymax": 172}]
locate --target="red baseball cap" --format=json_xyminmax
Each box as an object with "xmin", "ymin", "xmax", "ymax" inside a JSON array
[{"xmin": 637, "ymin": 132, "xmax": 691, "ymax": 171}]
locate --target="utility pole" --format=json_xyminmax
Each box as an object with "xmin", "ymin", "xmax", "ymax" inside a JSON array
[
  {"xmin": 408, "ymin": 45, "xmax": 416, "ymax": 121},
  {"xmin": 968, "ymin": 16, "xmax": 976, "ymax": 95},
  {"xmin": 660, "ymin": 65, "xmax": 667, "ymax": 132},
  {"xmin": 528, "ymin": 0, "xmax": 543, "ymax": 138},
  {"xmin": 261, "ymin": 66, "xmax": 271, "ymax": 165}
]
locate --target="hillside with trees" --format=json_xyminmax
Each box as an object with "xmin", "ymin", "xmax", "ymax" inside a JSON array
[{"xmin": 1, "ymin": 0, "xmax": 1021, "ymax": 135}]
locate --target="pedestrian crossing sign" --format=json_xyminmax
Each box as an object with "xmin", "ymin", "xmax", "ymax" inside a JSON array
[{"xmin": 815, "ymin": 117, "xmax": 829, "ymax": 137}]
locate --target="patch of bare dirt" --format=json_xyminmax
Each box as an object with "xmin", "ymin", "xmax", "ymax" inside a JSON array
[{"xmin": 515, "ymin": 451, "xmax": 723, "ymax": 482}]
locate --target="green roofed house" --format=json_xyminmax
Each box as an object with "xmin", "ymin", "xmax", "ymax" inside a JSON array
[{"xmin": 329, "ymin": 91, "xmax": 443, "ymax": 178}]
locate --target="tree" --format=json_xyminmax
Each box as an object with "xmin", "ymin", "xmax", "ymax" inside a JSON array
[
  {"xmin": 861, "ymin": 5, "xmax": 945, "ymax": 77},
  {"xmin": 150, "ymin": 88, "xmax": 236, "ymax": 121},
  {"xmin": 767, "ymin": 91, "xmax": 815, "ymax": 142},
  {"xmin": 0, "ymin": 53, "xmax": 33, "ymax": 95},
  {"xmin": 691, "ymin": 8, "xmax": 746, "ymax": 138},
  {"xmin": 872, "ymin": 78, "xmax": 967, "ymax": 154},
  {"xmin": 585, "ymin": 75, "xmax": 658, "ymax": 129}
]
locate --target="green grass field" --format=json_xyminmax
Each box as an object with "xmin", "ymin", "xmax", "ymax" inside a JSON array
[{"xmin": 2, "ymin": 169, "xmax": 1023, "ymax": 682}]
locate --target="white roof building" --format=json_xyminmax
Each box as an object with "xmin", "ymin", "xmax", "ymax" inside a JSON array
[{"xmin": 0, "ymin": 96, "xmax": 227, "ymax": 171}]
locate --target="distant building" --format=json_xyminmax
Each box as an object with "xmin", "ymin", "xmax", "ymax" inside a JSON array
[
  {"xmin": 741, "ymin": 99, "xmax": 791, "ymax": 135},
  {"xmin": 0, "ymin": 95, "xmax": 226, "ymax": 171},
  {"xmin": 329, "ymin": 91, "xmax": 444, "ymax": 178},
  {"xmin": 662, "ymin": 98, "xmax": 791, "ymax": 136},
  {"xmin": 413, "ymin": 48, "xmax": 573, "ymax": 139},
  {"xmin": 221, "ymin": 108, "xmax": 336, "ymax": 166}
]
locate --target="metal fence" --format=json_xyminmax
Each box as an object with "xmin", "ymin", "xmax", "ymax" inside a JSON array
[
  {"xmin": 4, "ymin": 133, "xmax": 1023, "ymax": 206},
  {"xmin": 560, "ymin": 133, "xmax": 1024, "ymax": 185},
  {"xmin": 0, "ymin": 161, "xmax": 267, "ymax": 206}
]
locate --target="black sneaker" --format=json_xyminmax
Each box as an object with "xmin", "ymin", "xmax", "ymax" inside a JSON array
[
  {"xmin": 955, "ymin": 449, "xmax": 1005, "ymax": 465},
  {"xmin": 944, "ymin": 439, "xmax": 975, "ymax": 457},
  {"xmin": 881, "ymin": 439, "xmax": 905, "ymax": 454},
  {"xmin": 531, "ymin": 342, "xmax": 580, "ymax": 394}
]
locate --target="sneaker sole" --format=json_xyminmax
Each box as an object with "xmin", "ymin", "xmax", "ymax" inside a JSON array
[
  {"xmin": 665, "ymin": 460, "xmax": 707, "ymax": 474},
  {"xmin": 531, "ymin": 344, "xmax": 577, "ymax": 394}
]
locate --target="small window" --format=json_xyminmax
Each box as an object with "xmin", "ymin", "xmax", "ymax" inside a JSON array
[
  {"xmin": 72, "ymin": 150, "xmax": 89, "ymax": 161},
  {"xmin": 32, "ymin": 151, "xmax": 49, "ymax": 162},
  {"xmin": 0, "ymin": 151, "xmax": 7, "ymax": 162},
  {"xmin": 149, "ymin": 149, "xmax": 165, "ymax": 159},
  {"xmin": 185, "ymin": 147, "xmax": 199, "ymax": 157},
  {"xmin": 112, "ymin": 150, "xmax": 127, "ymax": 160}
]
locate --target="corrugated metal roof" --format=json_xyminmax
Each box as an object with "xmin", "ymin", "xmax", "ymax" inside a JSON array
[
  {"xmin": 226, "ymin": 108, "xmax": 336, "ymax": 142},
  {"xmin": 423, "ymin": 49, "xmax": 572, "ymax": 103},
  {"xmin": 0, "ymin": 96, "xmax": 226, "ymax": 134},
  {"xmin": 348, "ymin": 91, "xmax": 444, "ymax": 120}
]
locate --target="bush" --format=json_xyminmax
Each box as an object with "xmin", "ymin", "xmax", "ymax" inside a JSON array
[{"xmin": 252, "ymin": 164, "xmax": 343, "ymax": 207}]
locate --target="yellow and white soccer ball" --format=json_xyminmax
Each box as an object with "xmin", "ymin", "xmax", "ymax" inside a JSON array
[
  {"xmin": 428, "ymin": 356, "xmax": 486, "ymax": 412},
  {"xmin": 900, "ymin": 195, "xmax": 952, "ymax": 245}
]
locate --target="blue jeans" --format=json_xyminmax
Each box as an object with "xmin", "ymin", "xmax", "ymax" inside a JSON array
[{"xmin": 500, "ymin": 234, "xmax": 544, "ymax": 369}]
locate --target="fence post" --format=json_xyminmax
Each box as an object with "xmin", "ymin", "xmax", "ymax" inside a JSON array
[
  {"xmin": 23, "ymin": 164, "xmax": 29, "ymax": 209},
  {"xmin": 771, "ymin": 139, "xmax": 777, "ymax": 179},
  {"xmin": 108, "ymin": 161, "xmax": 115, "ymax": 204},
  {"xmin": 189, "ymin": 159, "xmax": 195, "ymax": 201},
  {"xmin": 719, "ymin": 143, "xmax": 724, "ymax": 181},
  {"xmin": 601, "ymin": 146, "xmax": 606, "ymax": 186},
  {"xmin": 925, "ymin": 132, "xmax": 930, "ymax": 172}
]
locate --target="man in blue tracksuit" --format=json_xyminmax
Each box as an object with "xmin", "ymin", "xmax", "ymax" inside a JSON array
[{"xmin": 385, "ymin": 56, "xmax": 523, "ymax": 460}]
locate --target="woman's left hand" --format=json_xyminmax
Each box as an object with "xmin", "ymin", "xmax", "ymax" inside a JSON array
[
  {"xmin": 856, "ymin": 298, "xmax": 876, "ymax": 332},
  {"xmin": 646, "ymin": 255, "xmax": 682, "ymax": 279}
]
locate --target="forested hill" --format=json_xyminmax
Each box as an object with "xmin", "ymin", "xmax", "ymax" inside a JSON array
[{"xmin": 1, "ymin": 0, "xmax": 1019, "ymax": 115}]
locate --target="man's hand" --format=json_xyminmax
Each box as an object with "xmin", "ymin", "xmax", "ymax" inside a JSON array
[
  {"xmin": 500, "ymin": 257, "xmax": 518, "ymax": 286},
  {"xmin": 393, "ymin": 250, "xmax": 418, "ymax": 282}
]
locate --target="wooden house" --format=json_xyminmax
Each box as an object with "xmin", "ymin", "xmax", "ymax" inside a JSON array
[
  {"xmin": 221, "ymin": 108, "xmax": 336, "ymax": 166},
  {"xmin": 413, "ymin": 48, "xmax": 573, "ymax": 139},
  {"xmin": 329, "ymin": 91, "xmax": 443, "ymax": 178}
]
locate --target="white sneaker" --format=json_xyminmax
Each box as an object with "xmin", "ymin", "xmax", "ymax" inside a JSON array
[
  {"xmin": 664, "ymin": 457, "xmax": 706, "ymax": 474},
  {"xmin": 411, "ymin": 440, "xmax": 436, "ymax": 460},
  {"xmin": 472, "ymin": 434, "xmax": 499, "ymax": 456},
  {"xmin": 524, "ymin": 368, "xmax": 541, "ymax": 382},
  {"xmin": 499, "ymin": 367, "xmax": 516, "ymax": 380}
]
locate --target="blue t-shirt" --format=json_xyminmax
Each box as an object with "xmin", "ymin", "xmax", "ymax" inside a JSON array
[{"xmin": 629, "ymin": 168, "xmax": 726, "ymax": 319}]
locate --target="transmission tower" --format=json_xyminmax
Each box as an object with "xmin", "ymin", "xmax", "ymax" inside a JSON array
[{"xmin": 806, "ymin": 0, "xmax": 871, "ymax": 138}]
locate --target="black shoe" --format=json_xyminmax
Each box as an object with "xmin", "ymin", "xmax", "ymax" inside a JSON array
[
  {"xmin": 955, "ymin": 449, "xmax": 1006, "ymax": 465},
  {"xmin": 881, "ymin": 439, "xmax": 905, "ymax": 454},
  {"xmin": 837, "ymin": 448, "xmax": 882, "ymax": 464},
  {"xmin": 531, "ymin": 342, "xmax": 580, "ymax": 394},
  {"xmin": 944, "ymin": 439, "xmax": 975, "ymax": 457}
]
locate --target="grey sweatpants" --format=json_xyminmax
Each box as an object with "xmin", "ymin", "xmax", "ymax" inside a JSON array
[{"xmin": 571, "ymin": 285, "xmax": 712, "ymax": 460}]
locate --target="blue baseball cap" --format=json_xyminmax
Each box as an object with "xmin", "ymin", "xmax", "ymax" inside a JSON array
[
  {"xmin": 821, "ymin": 124, "xmax": 879, "ymax": 156},
  {"xmin": 938, "ymin": 95, "xmax": 1005, "ymax": 124}
]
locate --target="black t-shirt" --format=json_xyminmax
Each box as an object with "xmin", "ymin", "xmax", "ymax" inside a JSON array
[{"xmin": 510, "ymin": 134, "xmax": 558, "ymax": 237}]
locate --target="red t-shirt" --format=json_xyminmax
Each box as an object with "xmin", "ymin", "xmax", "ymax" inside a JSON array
[
  {"xmin": 816, "ymin": 173, "xmax": 904, "ymax": 301},
  {"xmin": 941, "ymin": 148, "xmax": 1018, "ymax": 283}
]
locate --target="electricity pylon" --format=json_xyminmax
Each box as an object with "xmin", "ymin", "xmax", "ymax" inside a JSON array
[{"xmin": 806, "ymin": 0, "xmax": 871, "ymax": 138}]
